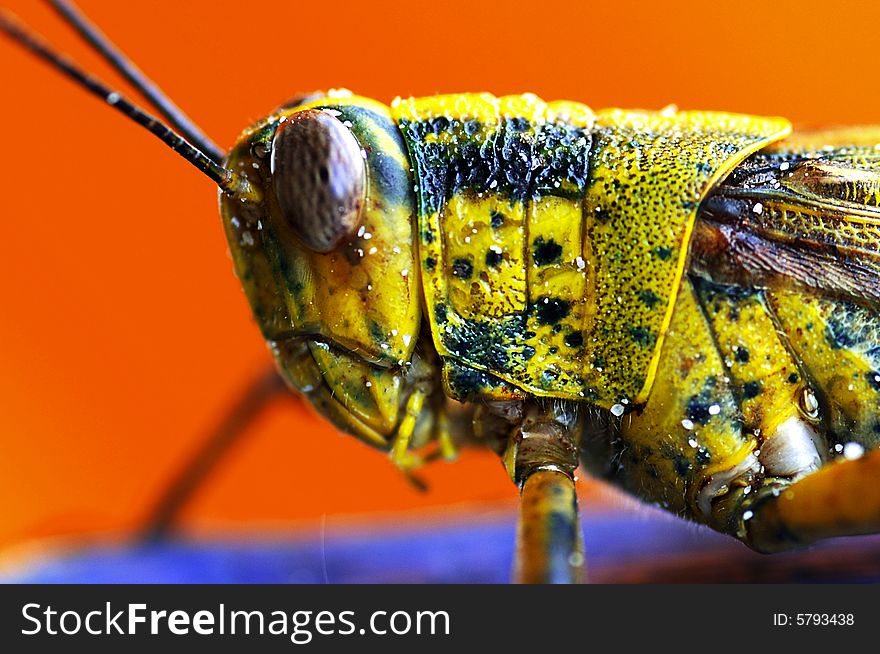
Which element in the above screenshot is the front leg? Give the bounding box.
[502,401,585,584]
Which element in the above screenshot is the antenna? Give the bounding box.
[0,10,257,201]
[46,0,224,163]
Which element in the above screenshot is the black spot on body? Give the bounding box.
[628,326,656,347]
[490,210,505,228]
[443,361,523,401]
[686,396,713,425]
[440,314,524,374]
[445,366,485,399]
[435,304,447,325]
[428,116,449,133]
[522,345,536,360]
[485,250,503,267]
[743,381,762,399]
[867,371,880,391]
[695,447,711,465]
[452,258,474,280]
[423,229,435,244]
[638,290,663,308]
[564,332,583,348]
[654,246,673,260]
[735,347,750,364]
[787,372,799,384]
[594,208,612,223]
[532,237,563,266]
[535,298,571,325]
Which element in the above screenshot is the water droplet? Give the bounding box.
[843,442,865,460]
[708,404,721,416]
[610,404,625,417]
[742,510,754,521]
[752,202,763,215]
[681,419,694,430]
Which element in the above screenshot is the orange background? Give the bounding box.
[2,0,880,554]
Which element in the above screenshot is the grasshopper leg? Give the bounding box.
[140,365,290,541]
[503,402,585,583]
[739,448,880,553]
[389,388,428,469]
[515,468,585,584]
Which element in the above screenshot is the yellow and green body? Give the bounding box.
[220,91,880,580]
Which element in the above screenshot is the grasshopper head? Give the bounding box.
[219,94,436,449]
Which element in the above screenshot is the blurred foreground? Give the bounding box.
[4,498,879,584]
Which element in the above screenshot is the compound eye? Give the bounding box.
[271,109,365,252]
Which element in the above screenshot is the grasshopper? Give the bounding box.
[4,1,880,583]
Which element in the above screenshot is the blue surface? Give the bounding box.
[4,510,880,583]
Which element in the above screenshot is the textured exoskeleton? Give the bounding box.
[220,91,880,579]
